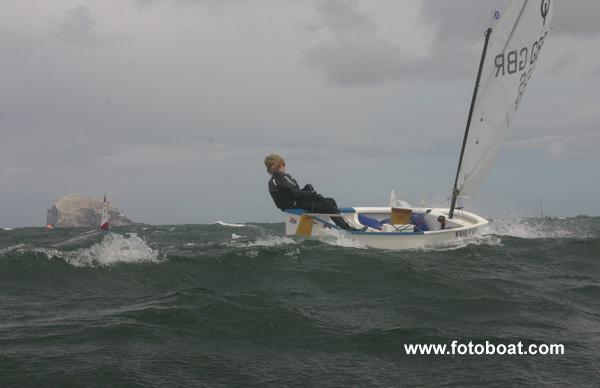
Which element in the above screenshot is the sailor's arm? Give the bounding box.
[274,174,320,201]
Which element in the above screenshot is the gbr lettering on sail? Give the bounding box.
[493,0,551,110]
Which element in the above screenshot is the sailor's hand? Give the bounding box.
[303,183,316,193]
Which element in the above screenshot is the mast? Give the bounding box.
[449,27,492,219]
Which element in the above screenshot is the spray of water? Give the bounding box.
[8,233,160,268]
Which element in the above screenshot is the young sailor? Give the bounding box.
[264,154,363,231]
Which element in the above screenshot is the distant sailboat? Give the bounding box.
[100,193,110,230]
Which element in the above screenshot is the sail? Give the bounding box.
[389,190,411,208]
[455,0,554,197]
[100,193,109,230]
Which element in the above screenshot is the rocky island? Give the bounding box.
[46,194,135,227]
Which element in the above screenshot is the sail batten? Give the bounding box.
[502,1,529,53]
[453,0,553,199]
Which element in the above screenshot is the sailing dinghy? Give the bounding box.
[283,0,554,250]
[100,193,110,230]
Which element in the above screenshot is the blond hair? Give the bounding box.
[264,154,285,174]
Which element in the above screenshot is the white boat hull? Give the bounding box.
[284,207,489,250]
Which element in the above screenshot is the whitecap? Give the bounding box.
[285,248,301,258]
[3,234,159,267]
[0,244,26,255]
[52,230,101,247]
[229,235,297,248]
[421,234,504,252]
[318,229,369,249]
[67,233,160,267]
[489,217,587,239]
[25,247,63,259]
[211,221,253,228]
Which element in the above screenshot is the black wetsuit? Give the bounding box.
[267,172,356,230]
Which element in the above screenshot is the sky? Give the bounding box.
[1,0,599,227]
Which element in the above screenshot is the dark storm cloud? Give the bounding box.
[302,0,413,86]
[55,6,99,45]
[304,0,600,86]
[303,35,413,86]
[0,29,33,67]
[419,0,600,76]
[313,0,374,32]
[421,0,600,40]
[302,0,510,86]
[551,0,600,37]
[417,0,512,77]
[132,0,241,10]
[420,0,510,41]
[133,0,157,8]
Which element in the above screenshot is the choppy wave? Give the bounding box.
[422,234,504,252]
[319,229,369,249]
[228,235,297,248]
[489,216,596,239]
[0,244,26,256]
[69,233,160,267]
[1,233,159,268]
[1,219,599,386]
[211,221,253,228]
[51,229,102,247]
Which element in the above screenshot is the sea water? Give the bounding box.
[1,217,599,386]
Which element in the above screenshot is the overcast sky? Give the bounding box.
[1,0,599,227]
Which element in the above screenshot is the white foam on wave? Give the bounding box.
[1,245,62,261]
[285,248,301,259]
[13,233,160,267]
[489,217,586,239]
[30,247,63,259]
[52,230,102,247]
[220,235,297,258]
[2,227,13,231]
[0,244,26,255]
[229,235,297,248]
[211,221,254,228]
[68,233,160,267]
[319,229,368,249]
[422,234,504,252]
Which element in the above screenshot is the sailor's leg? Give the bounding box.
[330,216,356,230]
[295,199,361,231]
[311,198,339,214]
[313,199,359,231]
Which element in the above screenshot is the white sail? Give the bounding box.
[100,193,109,230]
[456,0,554,197]
[389,190,411,208]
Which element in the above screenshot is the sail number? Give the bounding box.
[493,31,548,110]
[455,228,477,238]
